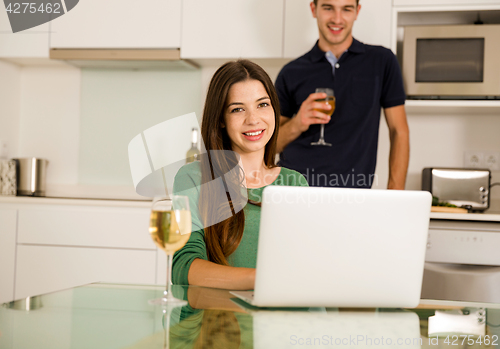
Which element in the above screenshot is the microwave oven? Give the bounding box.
[402,24,500,99]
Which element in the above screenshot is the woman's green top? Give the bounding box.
[172,162,308,285]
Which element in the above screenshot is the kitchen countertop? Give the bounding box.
[2,184,500,221]
[430,211,500,222]
[2,192,500,221]
[0,195,152,208]
[0,183,152,207]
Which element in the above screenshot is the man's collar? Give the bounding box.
[309,38,365,62]
[348,38,365,54]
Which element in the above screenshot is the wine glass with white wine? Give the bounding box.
[311,88,335,146]
[149,195,191,306]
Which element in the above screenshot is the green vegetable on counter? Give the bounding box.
[432,196,458,208]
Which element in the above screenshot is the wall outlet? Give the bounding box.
[464,151,484,168]
[484,152,500,171]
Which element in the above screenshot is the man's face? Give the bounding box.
[311,0,360,51]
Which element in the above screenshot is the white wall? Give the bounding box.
[2,64,202,194]
[0,61,21,158]
[18,66,81,184]
[376,112,500,213]
[78,68,202,186]
[376,112,500,190]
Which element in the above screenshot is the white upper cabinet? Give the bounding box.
[353,0,393,49]
[181,0,284,59]
[283,0,318,59]
[0,9,49,57]
[50,0,181,48]
[393,0,500,6]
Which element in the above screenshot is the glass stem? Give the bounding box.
[320,125,325,140]
[163,309,171,349]
[164,253,174,300]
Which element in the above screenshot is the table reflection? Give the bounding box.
[1,283,500,349]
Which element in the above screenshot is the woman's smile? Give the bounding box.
[242,129,265,141]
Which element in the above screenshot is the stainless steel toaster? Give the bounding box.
[422,167,491,211]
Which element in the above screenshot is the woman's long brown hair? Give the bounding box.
[200,60,280,266]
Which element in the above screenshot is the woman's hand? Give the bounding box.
[188,258,255,290]
[187,287,249,312]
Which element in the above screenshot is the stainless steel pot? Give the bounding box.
[14,158,49,197]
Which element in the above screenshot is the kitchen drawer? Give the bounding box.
[426,228,500,266]
[14,245,157,299]
[0,209,17,304]
[17,205,153,249]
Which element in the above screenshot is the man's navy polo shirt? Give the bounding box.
[275,39,406,188]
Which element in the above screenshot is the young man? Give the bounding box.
[275,0,409,189]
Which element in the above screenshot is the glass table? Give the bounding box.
[1,283,500,348]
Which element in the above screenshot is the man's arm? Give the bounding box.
[384,105,409,190]
[276,92,332,153]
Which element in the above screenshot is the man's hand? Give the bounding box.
[291,92,332,132]
[277,92,332,152]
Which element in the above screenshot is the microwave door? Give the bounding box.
[415,38,484,83]
[403,24,500,98]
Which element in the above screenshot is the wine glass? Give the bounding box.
[149,195,192,306]
[311,88,335,146]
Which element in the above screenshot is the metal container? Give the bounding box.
[14,158,49,197]
[4,296,43,311]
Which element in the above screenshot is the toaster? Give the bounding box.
[422,167,491,211]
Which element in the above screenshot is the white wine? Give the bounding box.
[186,128,201,164]
[149,210,192,253]
[314,97,336,117]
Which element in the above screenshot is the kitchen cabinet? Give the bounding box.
[353,0,393,48]
[181,0,284,59]
[283,0,318,58]
[0,197,161,301]
[393,4,500,111]
[426,219,500,266]
[393,0,500,6]
[15,245,156,300]
[0,9,49,58]
[17,205,152,249]
[50,0,181,48]
[0,209,17,304]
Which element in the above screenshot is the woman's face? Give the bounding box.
[223,79,275,157]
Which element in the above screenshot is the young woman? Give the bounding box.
[172,60,308,290]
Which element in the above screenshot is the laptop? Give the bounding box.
[231,186,432,308]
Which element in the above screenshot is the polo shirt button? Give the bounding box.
[335,63,340,68]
